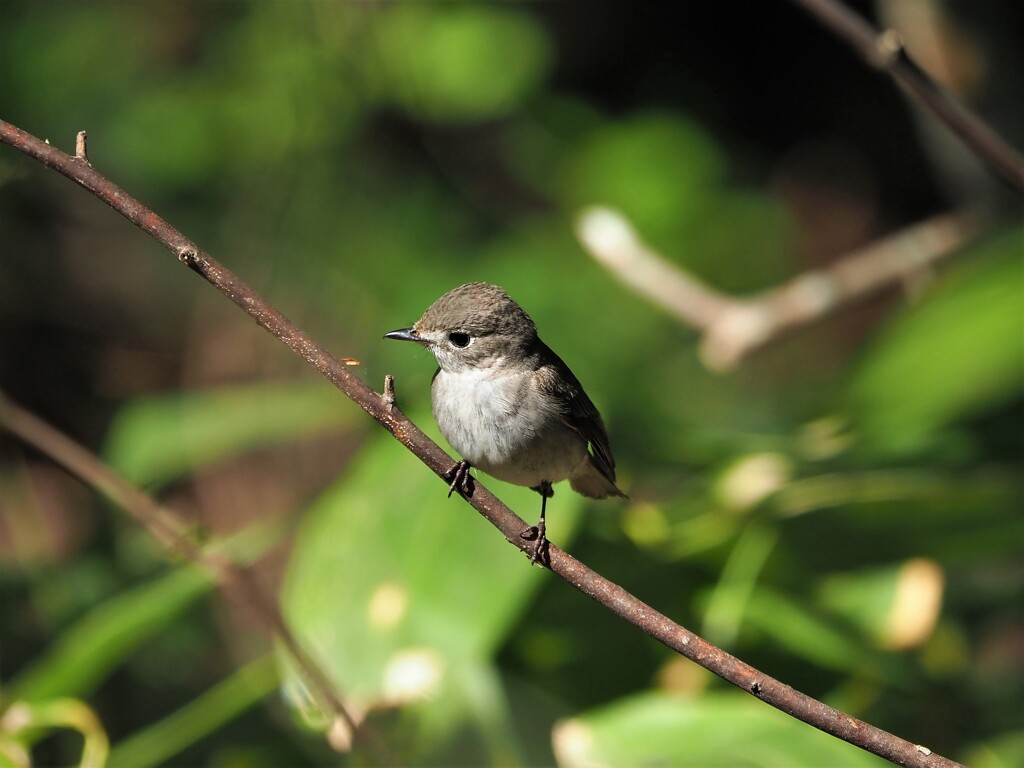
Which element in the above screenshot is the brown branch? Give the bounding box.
[0,119,965,768]
[788,0,1024,191]
[575,206,979,371]
[0,392,369,750]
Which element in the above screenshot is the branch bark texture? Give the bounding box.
[788,0,1024,190]
[0,119,964,768]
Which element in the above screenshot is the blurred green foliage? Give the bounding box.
[1,2,1022,767]
[282,433,575,764]
[845,229,1024,456]
[551,692,889,767]
[105,381,360,486]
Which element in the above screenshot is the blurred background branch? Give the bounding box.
[0,391,368,755]
[788,0,1024,189]
[575,206,980,370]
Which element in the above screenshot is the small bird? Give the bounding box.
[385,282,625,564]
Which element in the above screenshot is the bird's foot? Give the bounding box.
[521,481,553,566]
[444,460,474,498]
[520,517,550,567]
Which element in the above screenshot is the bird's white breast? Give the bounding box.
[431,365,587,488]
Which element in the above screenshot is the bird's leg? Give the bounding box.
[523,481,553,566]
[443,459,474,498]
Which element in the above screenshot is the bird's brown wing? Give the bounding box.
[533,349,617,483]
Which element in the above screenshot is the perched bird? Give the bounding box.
[385,282,625,564]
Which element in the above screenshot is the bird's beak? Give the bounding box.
[384,327,426,344]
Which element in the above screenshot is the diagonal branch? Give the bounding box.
[788,0,1024,190]
[0,119,964,768]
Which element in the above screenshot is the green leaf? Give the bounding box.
[281,429,582,752]
[9,566,212,703]
[844,229,1024,456]
[0,698,109,768]
[554,692,888,767]
[965,730,1024,768]
[816,565,902,642]
[740,587,911,683]
[107,655,279,768]
[104,381,357,487]
[561,114,726,248]
[378,5,551,122]
[701,523,779,647]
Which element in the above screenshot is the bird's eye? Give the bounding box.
[448,332,471,348]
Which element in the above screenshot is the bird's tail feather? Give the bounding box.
[570,457,627,499]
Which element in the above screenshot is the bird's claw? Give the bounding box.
[520,519,550,567]
[444,460,474,498]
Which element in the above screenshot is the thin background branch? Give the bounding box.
[0,392,373,753]
[575,206,980,371]
[787,0,1024,191]
[0,119,965,768]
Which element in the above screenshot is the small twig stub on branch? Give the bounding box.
[74,130,90,165]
